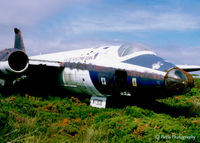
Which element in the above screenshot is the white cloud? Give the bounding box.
[25,38,121,56]
[156,46,200,65]
[0,0,200,70]
[60,10,200,35]
[0,0,94,49]
[0,0,92,27]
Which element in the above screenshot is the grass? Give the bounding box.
[0,79,200,143]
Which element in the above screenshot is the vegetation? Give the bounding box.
[0,79,200,143]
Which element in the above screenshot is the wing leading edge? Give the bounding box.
[29,59,63,68]
[176,65,200,72]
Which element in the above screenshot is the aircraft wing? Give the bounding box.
[176,65,200,72]
[29,59,63,68]
[27,58,64,76]
[21,58,65,88]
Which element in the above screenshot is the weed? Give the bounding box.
[0,79,200,142]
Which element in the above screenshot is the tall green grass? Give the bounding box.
[0,79,200,143]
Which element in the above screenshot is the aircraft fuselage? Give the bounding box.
[0,28,194,108]
[29,44,193,101]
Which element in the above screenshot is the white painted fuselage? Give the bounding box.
[29,45,167,98]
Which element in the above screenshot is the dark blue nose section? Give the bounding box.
[164,68,194,92]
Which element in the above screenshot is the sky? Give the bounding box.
[0,0,200,68]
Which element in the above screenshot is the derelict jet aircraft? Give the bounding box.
[0,28,200,108]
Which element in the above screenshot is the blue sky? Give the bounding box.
[0,0,200,67]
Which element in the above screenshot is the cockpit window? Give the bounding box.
[118,43,151,57]
[103,47,109,49]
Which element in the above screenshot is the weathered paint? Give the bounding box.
[60,67,103,96]
[0,49,14,61]
[61,61,165,96]
[1,28,197,109]
[0,28,28,75]
[0,49,28,75]
[90,96,107,108]
[164,67,194,91]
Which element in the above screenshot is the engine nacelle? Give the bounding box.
[0,50,29,75]
[60,67,103,96]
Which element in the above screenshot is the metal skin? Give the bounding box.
[0,28,195,108]
[60,58,193,97]
[0,28,28,76]
[164,67,194,91]
[61,61,165,96]
[29,41,194,108]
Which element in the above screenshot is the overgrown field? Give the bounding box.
[0,79,200,143]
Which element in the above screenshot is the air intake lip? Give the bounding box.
[8,50,29,72]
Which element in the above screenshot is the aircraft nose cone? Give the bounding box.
[164,68,194,92]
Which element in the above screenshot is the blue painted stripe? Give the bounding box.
[63,62,165,95]
[127,76,164,88]
[123,54,175,71]
[89,70,115,95]
[89,70,165,95]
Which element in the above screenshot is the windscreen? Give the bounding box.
[118,43,151,57]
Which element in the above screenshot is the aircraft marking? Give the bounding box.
[101,77,107,85]
[132,78,137,87]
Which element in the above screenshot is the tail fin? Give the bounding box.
[14,28,25,52]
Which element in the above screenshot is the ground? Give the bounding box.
[0,79,200,143]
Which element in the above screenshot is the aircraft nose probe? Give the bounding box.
[164,67,194,92]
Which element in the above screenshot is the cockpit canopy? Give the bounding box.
[118,43,151,57]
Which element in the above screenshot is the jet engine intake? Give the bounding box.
[0,50,29,74]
